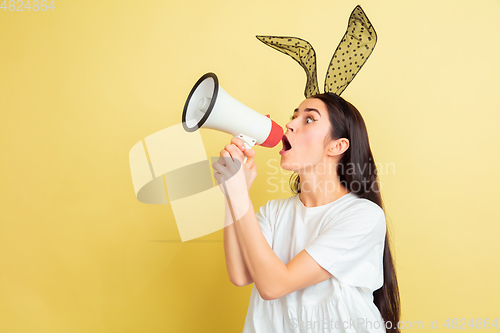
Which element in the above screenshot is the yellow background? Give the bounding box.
[1,0,499,332]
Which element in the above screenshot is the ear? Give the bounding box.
[256,36,320,98]
[326,138,349,157]
[324,5,377,95]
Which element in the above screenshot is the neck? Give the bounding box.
[297,163,350,207]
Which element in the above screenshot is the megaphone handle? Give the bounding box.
[241,143,252,164]
[236,134,256,164]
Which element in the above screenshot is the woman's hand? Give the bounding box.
[212,137,257,193]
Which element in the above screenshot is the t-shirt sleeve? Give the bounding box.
[304,203,386,291]
[255,200,275,249]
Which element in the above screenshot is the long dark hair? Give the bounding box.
[289,93,401,332]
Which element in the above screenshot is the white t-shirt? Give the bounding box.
[242,192,387,333]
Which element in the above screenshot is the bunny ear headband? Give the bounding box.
[256,5,377,98]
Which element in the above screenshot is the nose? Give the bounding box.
[286,120,295,133]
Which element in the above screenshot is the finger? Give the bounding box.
[216,152,230,167]
[218,147,240,168]
[219,149,231,161]
[212,162,230,178]
[214,156,240,176]
[231,137,245,151]
[213,171,221,183]
[244,148,256,164]
[245,149,255,169]
[244,158,254,168]
[223,146,243,175]
[221,149,239,164]
[244,147,255,157]
[225,144,244,161]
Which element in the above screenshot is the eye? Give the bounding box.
[290,116,316,124]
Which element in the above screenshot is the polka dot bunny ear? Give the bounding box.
[256,36,320,98]
[257,5,377,98]
[325,5,377,95]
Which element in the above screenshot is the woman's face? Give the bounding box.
[280,98,334,172]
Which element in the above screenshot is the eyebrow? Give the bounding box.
[293,108,321,117]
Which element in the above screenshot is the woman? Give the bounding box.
[213,92,400,332]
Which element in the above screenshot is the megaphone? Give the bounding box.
[182,73,283,155]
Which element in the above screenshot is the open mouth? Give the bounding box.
[280,135,292,155]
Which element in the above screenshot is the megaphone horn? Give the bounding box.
[182,73,283,151]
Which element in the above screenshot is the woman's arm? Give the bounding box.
[218,139,255,287]
[224,196,253,286]
[232,196,333,300]
[230,196,287,300]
